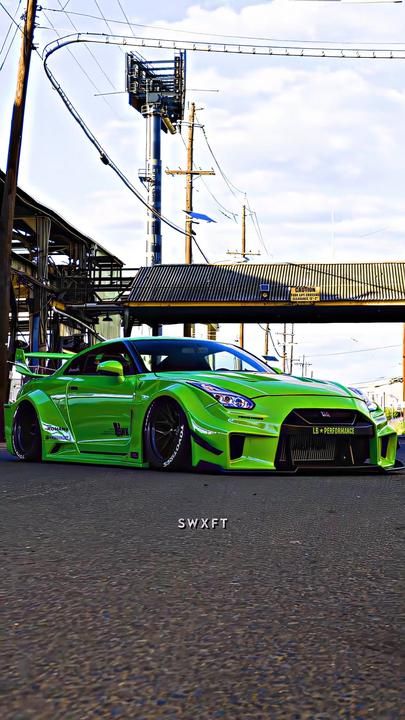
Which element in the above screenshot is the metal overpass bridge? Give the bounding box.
[121,262,405,326]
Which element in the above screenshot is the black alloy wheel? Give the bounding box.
[12,402,42,461]
[144,398,191,470]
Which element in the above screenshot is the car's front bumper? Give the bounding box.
[187,394,398,473]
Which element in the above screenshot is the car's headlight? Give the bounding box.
[188,381,255,409]
[349,387,380,413]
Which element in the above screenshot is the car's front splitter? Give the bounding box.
[194,460,403,476]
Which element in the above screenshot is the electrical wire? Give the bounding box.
[115,0,137,37]
[0,13,186,239]
[0,0,18,52]
[306,343,401,358]
[286,261,403,297]
[55,0,117,92]
[196,113,271,256]
[42,9,117,115]
[258,323,285,359]
[94,0,123,54]
[40,8,405,47]
[0,20,19,71]
[0,0,21,60]
[245,198,272,258]
[191,235,210,263]
[42,40,188,237]
[177,131,238,222]
[197,119,245,199]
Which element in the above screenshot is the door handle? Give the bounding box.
[70,385,79,391]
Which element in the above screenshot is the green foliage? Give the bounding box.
[394,421,405,435]
[384,407,402,421]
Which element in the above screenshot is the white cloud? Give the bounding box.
[1,0,404,380]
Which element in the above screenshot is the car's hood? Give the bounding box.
[157,370,363,401]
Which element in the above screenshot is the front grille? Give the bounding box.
[275,409,374,469]
[290,434,336,463]
[288,409,358,425]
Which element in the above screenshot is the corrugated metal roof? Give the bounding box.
[128,262,405,303]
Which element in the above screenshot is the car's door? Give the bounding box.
[65,343,136,456]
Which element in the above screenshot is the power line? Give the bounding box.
[38,30,405,286]
[0,20,19,72]
[40,8,405,47]
[307,344,401,358]
[178,131,238,222]
[42,43,187,237]
[192,235,210,263]
[0,0,21,58]
[0,1,23,35]
[196,115,271,256]
[115,0,136,37]
[258,323,285,359]
[286,261,403,297]
[93,0,126,58]
[245,199,272,258]
[197,119,246,199]
[55,0,117,92]
[93,0,115,36]
[42,9,117,115]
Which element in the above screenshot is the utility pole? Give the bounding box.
[185,102,195,266]
[282,323,287,373]
[289,323,295,374]
[402,322,405,411]
[296,354,312,377]
[239,205,246,349]
[276,323,295,373]
[166,103,214,337]
[264,322,269,357]
[226,204,260,349]
[0,0,38,440]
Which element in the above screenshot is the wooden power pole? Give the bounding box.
[226,204,259,349]
[166,103,214,337]
[239,205,246,349]
[0,0,38,440]
[282,323,287,373]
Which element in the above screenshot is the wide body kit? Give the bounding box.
[4,339,398,473]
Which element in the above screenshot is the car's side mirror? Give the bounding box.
[96,360,124,381]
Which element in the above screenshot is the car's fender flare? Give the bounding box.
[138,383,223,466]
[11,389,74,445]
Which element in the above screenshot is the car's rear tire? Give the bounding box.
[144,398,191,471]
[12,403,42,461]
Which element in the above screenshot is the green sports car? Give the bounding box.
[4,336,398,473]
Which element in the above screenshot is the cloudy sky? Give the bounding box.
[0,0,404,388]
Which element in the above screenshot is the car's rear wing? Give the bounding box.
[11,349,75,378]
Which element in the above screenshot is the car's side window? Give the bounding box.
[64,353,88,375]
[66,343,136,377]
[208,351,241,372]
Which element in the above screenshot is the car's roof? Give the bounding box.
[127,337,226,343]
[71,336,234,357]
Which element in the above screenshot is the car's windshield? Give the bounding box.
[129,339,272,374]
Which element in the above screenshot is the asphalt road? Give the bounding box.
[0,444,404,720]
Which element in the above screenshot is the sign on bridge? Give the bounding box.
[290,286,321,303]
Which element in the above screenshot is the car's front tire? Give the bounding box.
[12,402,42,461]
[143,398,191,471]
